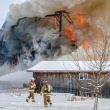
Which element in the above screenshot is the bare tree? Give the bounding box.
[68,29,110,110]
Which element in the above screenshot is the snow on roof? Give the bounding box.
[27,61,110,72]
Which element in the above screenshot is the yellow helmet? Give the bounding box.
[31,78,35,80]
[44,81,48,85]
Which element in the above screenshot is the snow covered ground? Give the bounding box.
[0,93,110,110]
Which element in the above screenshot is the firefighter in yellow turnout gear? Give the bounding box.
[26,78,36,103]
[40,81,53,107]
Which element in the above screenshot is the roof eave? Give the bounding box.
[27,70,110,73]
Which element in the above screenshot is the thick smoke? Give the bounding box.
[1,0,110,75]
[5,0,110,28]
[0,17,72,75]
[6,0,87,27]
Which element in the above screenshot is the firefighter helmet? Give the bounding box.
[44,81,48,85]
[31,78,35,80]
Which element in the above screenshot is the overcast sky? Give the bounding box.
[0,0,26,28]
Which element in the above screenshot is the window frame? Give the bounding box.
[79,73,88,80]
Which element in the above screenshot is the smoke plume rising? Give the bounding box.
[0,0,110,75]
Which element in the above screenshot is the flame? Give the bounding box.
[66,13,85,42]
[65,13,90,50]
[67,27,76,41]
[74,13,85,24]
[83,41,89,50]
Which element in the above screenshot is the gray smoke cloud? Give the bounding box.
[0,17,72,75]
[1,0,110,76]
[6,0,87,27]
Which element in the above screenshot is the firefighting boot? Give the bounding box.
[50,103,52,106]
[49,102,52,106]
[26,98,29,102]
[32,99,36,103]
[26,100,29,102]
[44,105,48,107]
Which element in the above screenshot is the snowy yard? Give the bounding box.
[0,93,110,110]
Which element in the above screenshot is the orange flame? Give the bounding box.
[83,42,89,50]
[67,27,76,41]
[66,13,85,42]
[65,13,90,50]
[74,13,85,24]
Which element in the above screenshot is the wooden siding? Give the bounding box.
[33,72,110,98]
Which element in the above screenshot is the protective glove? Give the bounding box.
[33,86,36,89]
[40,92,42,96]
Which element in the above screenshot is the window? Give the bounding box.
[79,73,88,80]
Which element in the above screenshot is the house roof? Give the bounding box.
[27,61,110,73]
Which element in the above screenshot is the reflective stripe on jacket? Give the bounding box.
[29,81,36,92]
[40,84,53,96]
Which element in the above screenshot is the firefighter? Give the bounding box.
[26,78,36,103]
[40,81,53,107]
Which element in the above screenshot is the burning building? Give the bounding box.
[0,0,110,75]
